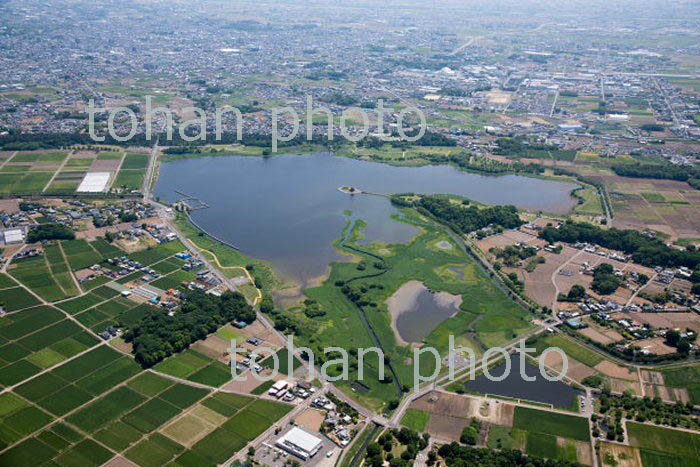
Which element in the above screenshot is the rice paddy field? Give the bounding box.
[0,149,151,195]
[0,338,292,467]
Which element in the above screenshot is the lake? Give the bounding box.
[463,361,580,408]
[386,281,463,344]
[154,152,579,287]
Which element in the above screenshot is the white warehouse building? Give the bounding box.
[275,427,323,460]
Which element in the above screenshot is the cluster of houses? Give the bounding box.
[267,380,318,403]
[574,242,628,262]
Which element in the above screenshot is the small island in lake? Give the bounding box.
[338,185,363,194]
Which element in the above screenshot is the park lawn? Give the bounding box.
[627,422,700,459]
[574,187,604,216]
[513,407,590,442]
[400,408,431,432]
[487,424,517,450]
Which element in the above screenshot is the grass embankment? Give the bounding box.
[172,212,282,293]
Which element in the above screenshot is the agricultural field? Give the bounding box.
[0,150,125,194]
[7,254,74,302]
[400,408,431,432]
[112,153,148,192]
[512,407,590,442]
[627,422,700,465]
[0,305,100,386]
[661,365,700,405]
[0,334,292,467]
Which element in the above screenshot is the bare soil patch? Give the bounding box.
[296,408,325,432]
[544,351,595,383]
[427,414,469,442]
[599,442,641,467]
[594,361,638,381]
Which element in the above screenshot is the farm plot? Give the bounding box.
[128,240,185,266]
[61,239,105,270]
[627,422,700,460]
[0,392,54,450]
[513,407,590,442]
[0,286,41,311]
[0,307,99,386]
[661,365,700,405]
[8,254,73,302]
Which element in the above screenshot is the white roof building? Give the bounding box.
[77,172,112,193]
[276,427,323,460]
[3,229,24,244]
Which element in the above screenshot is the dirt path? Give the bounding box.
[187,239,263,305]
[0,151,17,169]
[551,249,584,314]
[42,149,73,192]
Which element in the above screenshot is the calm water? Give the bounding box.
[395,288,462,343]
[464,361,579,408]
[154,153,578,286]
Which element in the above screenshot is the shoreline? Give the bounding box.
[385,280,463,347]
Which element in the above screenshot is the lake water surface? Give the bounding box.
[463,361,580,408]
[154,153,579,286]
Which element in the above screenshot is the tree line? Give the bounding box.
[392,195,524,235]
[436,443,580,467]
[611,163,698,182]
[27,223,76,243]
[124,290,255,367]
